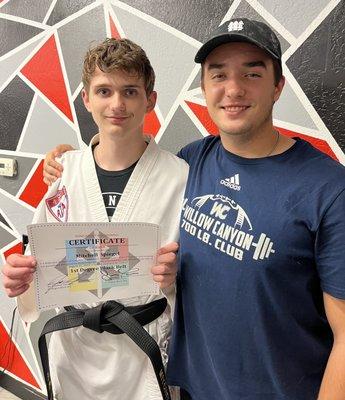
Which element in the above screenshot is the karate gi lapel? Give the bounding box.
[111,136,159,222]
[83,134,109,222]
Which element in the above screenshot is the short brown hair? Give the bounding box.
[82,38,155,95]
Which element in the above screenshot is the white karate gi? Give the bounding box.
[18,135,188,400]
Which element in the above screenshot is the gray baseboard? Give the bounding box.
[0,373,45,400]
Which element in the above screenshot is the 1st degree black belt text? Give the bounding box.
[39,298,171,400]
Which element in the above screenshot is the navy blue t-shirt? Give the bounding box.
[168,136,345,400]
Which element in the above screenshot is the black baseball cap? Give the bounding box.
[195,18,282,68]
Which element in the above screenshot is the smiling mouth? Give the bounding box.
[106,115,129,124]
[220,106,250,117]
[222,105,249,112]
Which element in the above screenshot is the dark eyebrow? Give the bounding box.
[243,61,267,69]
[93,84,111,90]
[206,63,226,71]
[206,61,267,71]
[93,84,140,89]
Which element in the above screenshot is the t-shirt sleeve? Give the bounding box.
[176,144,191,164]
[316,188,345,299]
[176,138,207,165]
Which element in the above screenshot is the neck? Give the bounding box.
[220,126,292,158]
[94,131,147,171]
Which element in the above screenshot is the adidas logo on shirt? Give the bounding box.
[220,174,241,191]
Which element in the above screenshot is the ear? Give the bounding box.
[146,91,157,114]
[201,83,206,99]
[200,64,206,95]
[274,75,285,102]
[82,89,91,112]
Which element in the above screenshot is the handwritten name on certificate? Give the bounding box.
[27,222,160,311]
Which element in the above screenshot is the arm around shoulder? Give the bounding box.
[43,144,74,185]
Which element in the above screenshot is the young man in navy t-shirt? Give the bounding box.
[166,18,345,400]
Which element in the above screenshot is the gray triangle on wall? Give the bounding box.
[19,96,80,154]
[273,80,317,130]
[0,226,16,248]
[0,192,34,236]
[58,5,107,94]
[158,106,204,155]
[0,0,54,23]
[0,213,11,229]
[0,75,35,151]
[0,18,43,57]
[112,5,198,118]
[47,0,96,26]
[258,0,331,37]
[0,39,41,90]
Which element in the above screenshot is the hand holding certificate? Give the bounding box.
[27,222,160,311]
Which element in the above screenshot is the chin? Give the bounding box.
[221,126,251,136]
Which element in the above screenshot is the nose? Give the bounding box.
[224,79,245,98]
[110,92,125,111]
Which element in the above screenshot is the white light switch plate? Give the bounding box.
[0,158,18,177]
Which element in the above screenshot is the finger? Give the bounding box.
[6,254,36,269]
[6,284,30,298]
[3,273,34,289]
[44,174,58,186]
[157,251,177,265]
[43,174,58,186]
[44,145,71,164]
[45,161,63,175]
[43,151,58,167]
[2,265,35,280]
[43,165,61,184]
[151,264,177,275]
[157,242,179,256]
[43,176,53,186]
[55,144,74,155]
[47,158,63,171]
[152,275,175,288]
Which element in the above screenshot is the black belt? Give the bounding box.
[39,298,171,400]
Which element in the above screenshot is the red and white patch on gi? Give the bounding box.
[45,186,69,222]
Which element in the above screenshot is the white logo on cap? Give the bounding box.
[228,20,244,32]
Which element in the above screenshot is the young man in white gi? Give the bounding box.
[2,38,188,400]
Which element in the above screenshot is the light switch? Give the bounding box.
[0,157,18,177]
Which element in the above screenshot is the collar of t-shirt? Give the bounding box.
[92,145,138,220]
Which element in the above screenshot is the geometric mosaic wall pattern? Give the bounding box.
[0,0,344,398]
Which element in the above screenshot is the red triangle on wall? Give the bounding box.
[19,161,48,208]
[21,35,73,122]
[3,242,23,259]
[109,16,121,39]
[143,109,160,136]
[0,320,40,388]
[185,101,219,135]
[275,126,338,160]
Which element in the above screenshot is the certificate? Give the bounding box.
[27,222,160,311]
